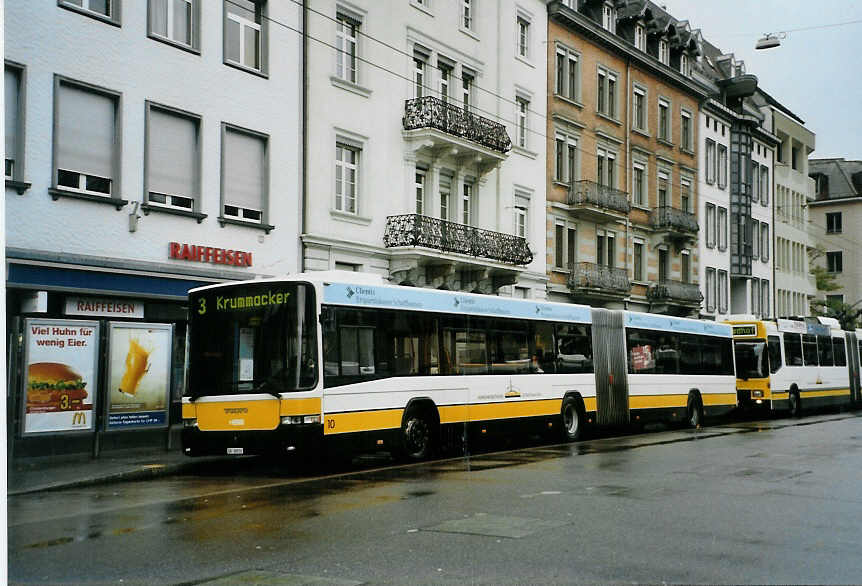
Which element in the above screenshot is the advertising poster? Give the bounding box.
[23,318,100,435]
[106,322,173,429]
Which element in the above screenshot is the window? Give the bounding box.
[596,148,616,188]
[717,206,728,251]
[415,169,426,215]
[658,248,668,281]
[826,251,843,273]
[705,267,716,312]
[705,203,716,248]
[597,67,616,118]
[634,24,646,51]
[59,0,118,23]
[149,0,197,49]
[751,278,760,316]
[680,53,689,77]
[554,221,576,270]
[602,2,616,33]
[633,240,644,281]
[718,269,728,313]
[632,163,645,207]
[681,250,691,283]
[597,230,615,268]
[5,64,25,183]
[514,201,528,239]
[681,110,692,151]
[761,222,769,262]
[224,0,266,73]
[658,39,669,65]
[760,165,769,206]
[440,174,451,220]
[335,13,358,83]
[802,334,818,366]
[751,219,760,259]
[461,72,473,111]
[554,132,578,183]
[833,337,847,367]
[818,335,834,367]
[658,171,669,207]
[705,139,716,184]
[751,163,759,203]
[556,324,593,374]
[335,141,359,215]
[222,124,268,225]
[413,56,426,98]
[680,179,691,212]
[658,99,670,141]
[439,63,451,103]
[517,17,530,58]
[463,0,473,30]
[516,97,529,149]
[718,144,728,188]
[768,335,782,373]
[784,333,803,366]
[462,182,474,226]
[145,103,200,214]
[791,146,799,170]
[633,86,646,131]
[53,77,119,198]
[826,212,842,233]
[555,45,580,101]
[761,279,769,317]
[826,294,844,306]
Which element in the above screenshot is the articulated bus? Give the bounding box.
[728,316,862,414]
[182,272,737,460]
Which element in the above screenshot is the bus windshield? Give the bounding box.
[734,339,768,380]
[188,282,317,398]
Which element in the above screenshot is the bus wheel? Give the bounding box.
[687,394,703,429]
[789,390,801,418]
[561,397,584,442]
[400,410,434,460]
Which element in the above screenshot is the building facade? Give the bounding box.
[808,158,862,310]
[5,0,302,451]
[302,0,549,298]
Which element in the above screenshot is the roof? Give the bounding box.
[809,158,862,200]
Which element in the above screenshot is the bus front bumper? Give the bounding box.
[181,423,323,457]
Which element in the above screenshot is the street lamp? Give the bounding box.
[755,33,782,50]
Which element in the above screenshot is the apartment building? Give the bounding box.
[809,158,862,310]
[5,0,302,451]
[302,0,549,298]
[545,0,708,316]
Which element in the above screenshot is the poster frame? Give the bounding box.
[21,318,101,437]
[104,321,173,431]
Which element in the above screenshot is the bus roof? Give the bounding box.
[627,311,732,337]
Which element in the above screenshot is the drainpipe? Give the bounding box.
[624,57,632,310]
[300,0,308,272]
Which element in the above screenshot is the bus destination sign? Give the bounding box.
[732,324,758,337]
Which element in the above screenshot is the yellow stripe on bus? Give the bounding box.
[799,388,850,399]
[630,394,687,409]
[279,397,321,416]
[702,393,738,406]
[438,399,563,424]
[323,409,403,435]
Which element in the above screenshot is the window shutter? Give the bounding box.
[224,127,265,211]
[5,68,19,161]
[148,109,196,199]
[57,83,115,179]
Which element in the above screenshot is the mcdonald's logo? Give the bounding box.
[72,411,87,426]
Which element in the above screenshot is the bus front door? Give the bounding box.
[591,308,629,426]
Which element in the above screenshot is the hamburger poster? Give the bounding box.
[106,323,172,428]
[23,319,100,434]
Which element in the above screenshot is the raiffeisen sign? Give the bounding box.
[169,242,253,267]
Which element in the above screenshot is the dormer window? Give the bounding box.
[634,24,646,51]
[680,53,689,76]
[602,2,616,33]
[658,39,669,65]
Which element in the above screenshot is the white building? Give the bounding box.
[761,97,817,317]
[302,0,548,297]
[5,0,303,442]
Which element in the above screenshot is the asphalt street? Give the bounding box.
[9,412,862,584]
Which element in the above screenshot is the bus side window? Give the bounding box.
[833,337,847,367]
[626,328,657,374]
[556,324,593,374]
[818,335,834,366]
[679,334,702,375]
[533,322,555,374]
[489,319,530,374]
[654,333,680,374]
[784,333,803,366]
[322,307,339,383]
[802,334,819,366]
[767,335,782,373]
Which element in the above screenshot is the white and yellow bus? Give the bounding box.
[728,316,862,414]
[182,272,737,459]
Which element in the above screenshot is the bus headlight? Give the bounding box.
[183,418,198,428]
[752,390,764,398]
[303,415,321,424]
[282,416,303,425]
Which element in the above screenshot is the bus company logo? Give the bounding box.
[505,381,521,398]
[224,407,249,414]
[346,287,355,298]
[347,286,375,299]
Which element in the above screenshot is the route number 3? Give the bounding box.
[197,298,206,315]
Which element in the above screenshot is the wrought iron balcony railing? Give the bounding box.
[568,262,631,293]
[383,214,533,265]
[568,180,631,214]
[403,96,512,154]
[650,206,699,234]
[647,280,704,303]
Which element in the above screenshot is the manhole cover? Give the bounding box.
[426,513,567,539]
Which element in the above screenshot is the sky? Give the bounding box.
[659,0,862,161]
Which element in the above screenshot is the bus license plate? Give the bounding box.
[227,447,244,455]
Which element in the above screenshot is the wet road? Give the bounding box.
[9,412,862,584]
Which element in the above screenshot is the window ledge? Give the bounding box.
[718,246,728,252]
[57,2,121,27]
[141,203,208,223]
[224,60,269,79]
[631,280,651,287]
[552,267,572,275]
[554,94,584,109]
[631,204,651,213]
[596,112,622,126]
[512,145,538,159]
[515,54,534,68]
[49,187,127,209]
[679,146,695,157]
[6,179,31,195]
[330,76,372,98]
[147,32,201,55]
[459,26,479,41]
[553,180,571,189]
[218,216,275,234]
[631,127,650,139]
[657,138,674,147]
[330,209,372,225]
[410,1,434,17]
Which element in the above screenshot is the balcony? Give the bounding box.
[647,280,704,305]
[402,97,511,171]
[383,214,533,266]
[650,206,698,248]
[568,180,630,223]
[568,262,631,297]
